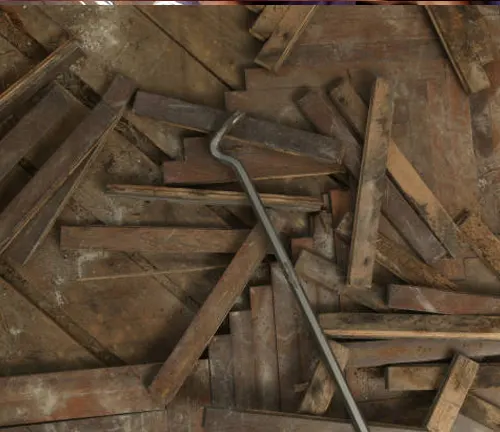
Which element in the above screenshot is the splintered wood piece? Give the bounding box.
[387,363,500,391]
[107,184,323,212]
[203,407,422,432]
[208,335,235,408]
[255,6,317,72]
[230,311,257,410]
[249,5,289,41]
[0,75,136,254]
[461,393,500,431]
[388,284,500,315]
[250,285,280,411]
[60,226,251,253]
[149,215,286,405]
[133,93,344,165]
[458,211,500,279]
[348,79,393,289]
[329,78,464,258]
[298,341,349,415]
[0,40,83,120]
[320,313,500,340]
[297,88,446,264]
[426,6,491,94]
[425,354,479,432]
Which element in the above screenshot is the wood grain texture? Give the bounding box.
[149,215,285,404]
[133,92,344,165]
[208,335,235,408]
[255,6,317,72]
[425,354,479,432]
[0,39,83,120]
[249,5,288,41]
[298,341,349,415]
[250,285,280,411]
[60,226,251,253]
[388,284,500,315]
[348,79,393,288]
[320,313,500,340]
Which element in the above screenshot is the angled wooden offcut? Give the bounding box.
[250,5,288,40]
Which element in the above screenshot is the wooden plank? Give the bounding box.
[249,5,288,41]
[298,341,349,415]
[132,92,344,165]
[230,310,257,410]
[148,215,286,405]
[106,185,322,213]
[320,313,500,340]
[426,6,491,94]
[255,6,317,72]
[60,226,251,254]
[387,363,500,391]
[462,393,500,431]
[348,79,393,288]
[425,354,479,432]
[457,211,500,279]
[203,407,423,432]
[250,285,280,411]
[291,237,314,261]
[0,74,136,254]
[208,335,235,408]
[388,284,500,315]
[297,88,446,264]
[329,78,465,258]
[0,40,83,120]
[345,339,500,368]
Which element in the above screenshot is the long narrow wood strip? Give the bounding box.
[255,6,317,72]
[425,354,479,432]
[0,74,136,254]
[387,363,500,391]
[132,93,344,165]
[0,40,83,120]
[250,285,280,411]
[208,335,235,408]
[149,214,286,404]
[388,284,500,315]
[348,79,393,288]
[320,313,500,340]
[107,184,323,213]
[329,78,464,258]
[60,226,251,253]
[249,5,289,41]
[461,393,500,431]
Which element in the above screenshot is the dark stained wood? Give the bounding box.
[249,5,288,41]
[250,285,280,411]
[297,88,446,264]
[107,184,323,213]
[425,354,479,432]
[149,215,286,405]
[388,284,500,315]
[298,341,349,415]
[426,6,491,94]
[348,79,393,289]
[208,335,235,408]
[203,407,423,432]
[320,313,500,340]
[132,92,344,165]
[387,363,500,391]
[255,6,317,72]
[60,226,251,253]
[0,40,83,121]
[462,393,500,431]
[0,74,136,254]
[329,189,351,228]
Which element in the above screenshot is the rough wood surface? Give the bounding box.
[148,215,285,405]
[208,335,235,408]
[255,6,317,72]
[425,354,479,432]
[60,226,251,253]
[250,285,280,411]
[249,5,288,41]
[462,393,500,431]
[320,313,500,340]
[133,92,344,165]
[388,284,500,315]
[348,79,393,288]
